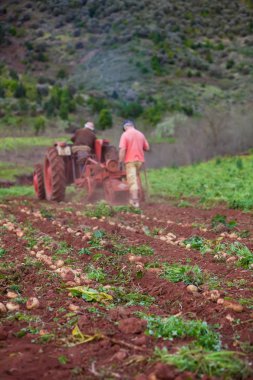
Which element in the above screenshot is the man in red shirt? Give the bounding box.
[119,120,149,207]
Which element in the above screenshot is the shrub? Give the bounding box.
[9,69,19,80]
[0,24,6,45]
[87,96,108,113]
[118,101,143,118]
[0,84,5,98]
[57,68,68,79]
[34,116,46,135]
[59,102,69,120]
[14,83,26,98]
[151,55,163,75]
[143,100,167,125]
[226,59,235,69]
[97,109,113,130]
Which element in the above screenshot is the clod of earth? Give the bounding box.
[217,299,244,312]
[118,318,147,334]
[203,290,221,302]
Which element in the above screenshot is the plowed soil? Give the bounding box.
[0,198,252,380]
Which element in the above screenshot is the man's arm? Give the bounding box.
[119,133,127,163]
[119,147,126,163]
[143,137,150,152]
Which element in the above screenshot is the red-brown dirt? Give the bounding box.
[0,198,252,380]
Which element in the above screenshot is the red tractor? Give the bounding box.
[33,139,144,204]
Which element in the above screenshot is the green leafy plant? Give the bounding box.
[211,214,237,230]
[85,202,113,218]
[183,236,211,253]
[58,355,69,365]
[154,346,251,379]
[86,265,106,282]
[0,248,6,258]
[141,314,220,350]
[216,242,253,269]
[130,244,154,256]
[113,288,154,307]
[68,286,112,303]
[97,108,113,130]
[78,248,91,256]
[161,263,204,286]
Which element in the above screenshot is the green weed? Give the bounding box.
[161,263,204,286]
[141,314,220,350]
[86,265,106,282]
[154,346,251,379]
[78,247,92,255]
[85,202,113,218]
[130,244,154,256]
[113,288,154,307]
[183,236,211,253]
[211,214,237,230]
[216,242,253,269]
[0,248,6,258]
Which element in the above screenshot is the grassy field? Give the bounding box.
[0,136,68,152]
[148,154,253,210]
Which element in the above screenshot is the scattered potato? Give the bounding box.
[68,304,80,312]
[26,297,40,310]
[0,303,7,313]
[187,285,198,293]
[6,291,18,299]
[6,302,20,311]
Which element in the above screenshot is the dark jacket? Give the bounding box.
[71,128,96,150]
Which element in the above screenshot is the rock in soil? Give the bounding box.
[109,306,132,321]
[118,318,147,334]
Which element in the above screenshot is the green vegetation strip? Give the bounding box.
[161,263,204,286]
[0,186,34,199]
[154,346,251,380]
[0,136,68,152]
[148,154,253,210]
[141,314,220,350]
[0,162,33,181]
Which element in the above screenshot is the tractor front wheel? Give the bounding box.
[33,164,45,200]
[44,148,66,201]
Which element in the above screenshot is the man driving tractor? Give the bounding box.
[119,120,149,208]
[71,121,96,167]
[71,121,96,151]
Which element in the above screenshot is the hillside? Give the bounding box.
[0,0,253,166]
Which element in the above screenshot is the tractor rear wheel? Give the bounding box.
[44,148,66,201]
[33,164,45,200]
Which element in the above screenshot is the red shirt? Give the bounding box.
[119,127,149,163]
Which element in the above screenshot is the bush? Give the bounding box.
[151,55,163,75]
[14,83,26,98]
[97,109,113,130]
[143,100,167,125]
[0,24,6,45]
[59,102,69,120]
[118,101,143,118]
[87,96,108,113]
[0,84,5,98]
[57,68,68,79]
[34,116,46,135]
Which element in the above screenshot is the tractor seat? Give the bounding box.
[72,145,92,164]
